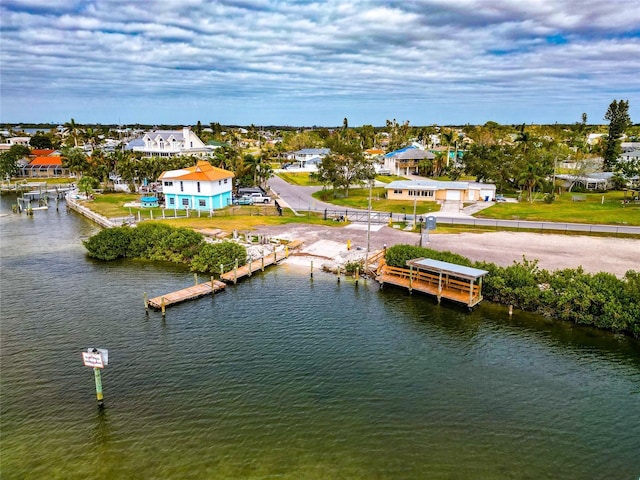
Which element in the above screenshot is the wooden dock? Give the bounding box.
[147,279,226,310]
[376,262,487,308]
[146,239,304,311]
[220,251,281,283]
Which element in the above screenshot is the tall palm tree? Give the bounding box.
[439,130,455,168]
[517,160,546,203]
[63,118,83,148]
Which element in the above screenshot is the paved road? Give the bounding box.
[268,176,640,235]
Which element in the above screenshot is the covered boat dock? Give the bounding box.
[376,257,489,307]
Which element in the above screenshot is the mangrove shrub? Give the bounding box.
[191,241,247,274]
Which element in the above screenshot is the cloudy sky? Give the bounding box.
[1,0,639,126]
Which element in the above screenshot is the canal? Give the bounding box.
[1,196,639,479]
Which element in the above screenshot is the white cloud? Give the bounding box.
[1,0,639,125]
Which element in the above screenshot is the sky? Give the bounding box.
[1,0,639,127]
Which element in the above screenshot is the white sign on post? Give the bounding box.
[82,348,108,368]
[82,352,104,368]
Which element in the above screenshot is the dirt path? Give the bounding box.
[252,224,639,277]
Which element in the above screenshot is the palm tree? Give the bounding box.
[61,147,89,178]
[440,129,455,168]
[517,160,546,202]
[63,118,83,148]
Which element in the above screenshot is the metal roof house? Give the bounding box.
[386,179,496,203]
[126,127,210,158]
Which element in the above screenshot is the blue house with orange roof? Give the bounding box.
[159,160,234,210]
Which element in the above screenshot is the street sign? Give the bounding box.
[426,216,437,230]
[82,351,104,368]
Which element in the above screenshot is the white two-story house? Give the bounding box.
[129,127,210,157]
[159,160,234,210]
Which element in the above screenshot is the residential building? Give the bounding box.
[159,160,234,210]
[127,127,210,157]
[386,179,496,203]
[384,147,435,175]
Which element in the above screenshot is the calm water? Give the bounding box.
[1,196,639,479]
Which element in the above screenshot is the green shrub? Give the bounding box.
[191,241,247,274]
[83,227,131,260]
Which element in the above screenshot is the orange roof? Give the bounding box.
[159,160,234,182]
[30,149,55,156]
[29,156,62,166]
[365,148,385,155]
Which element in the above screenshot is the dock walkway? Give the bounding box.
[220,241,302,283]
[147,279,226,310]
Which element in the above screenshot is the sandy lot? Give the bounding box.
[252,223,639,277]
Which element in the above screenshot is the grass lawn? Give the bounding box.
[375,174,406,184]
[475,191,640,226]
[313,187,441,214]
[82,192,339,230]
[275,172,324,186]
[80,192,139,217]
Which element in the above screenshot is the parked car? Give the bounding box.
[243,192,271,204]
[233,195,254,205]
[495,195,506,202]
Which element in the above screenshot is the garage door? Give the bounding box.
[445,189,461,201]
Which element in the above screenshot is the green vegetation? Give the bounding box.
[276,171,324,186]
[385,244,640,337]
[475,191,640,225]
[83,222,247,274]
[191,241,249,274]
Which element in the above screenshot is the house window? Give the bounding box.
[182,198,189,206]
[197,182,201,193]
[164,181,173,187]
[198,199,206,207]
[393,189,402,194]
[224,179,228,184]
[180,181,184,192]
[169,197,175,205]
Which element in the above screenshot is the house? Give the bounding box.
[0,136,31,151]
[23,155,68,177]
[291,148,330,168]
[384,147,435,175]
[159,160,234,211]
[127,127,210,157]
[557,172,615,191]
[618,149,640,164]
[386,180,496,203]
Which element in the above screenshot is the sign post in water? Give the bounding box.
[82,348,108,408]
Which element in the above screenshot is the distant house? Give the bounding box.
[557,172,615,191]
[23,155,67,177]
[618,149,640,164]
[384,147,435,175]
[159,160,234,210]
[0,136,31,152]
[386,180,496,203]
[291,148,330,168]
[126,127,210,158]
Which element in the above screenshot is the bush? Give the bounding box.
[83,227,131,260]
[191,241,247,274]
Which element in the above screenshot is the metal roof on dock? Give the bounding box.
[406,258,489,280]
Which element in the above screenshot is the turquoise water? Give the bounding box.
[1,197,639,479]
